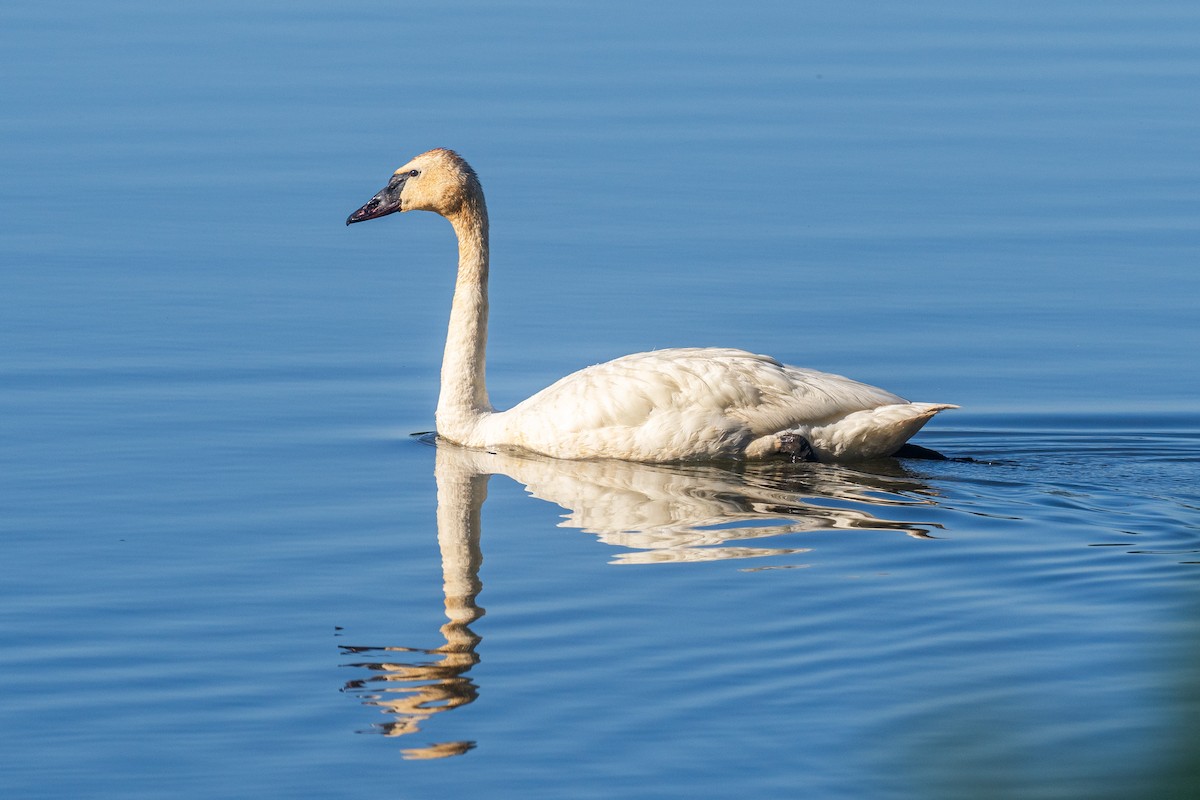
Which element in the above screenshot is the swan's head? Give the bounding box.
[346,148,482,225]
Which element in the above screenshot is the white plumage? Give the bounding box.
[347,149,955,463]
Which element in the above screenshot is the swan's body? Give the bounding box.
[347,149,955,463]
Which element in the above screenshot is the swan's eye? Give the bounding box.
[409,169,419,177]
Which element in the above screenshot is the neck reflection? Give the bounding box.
[340,447,487,760]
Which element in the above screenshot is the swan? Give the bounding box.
[347,148,955,463]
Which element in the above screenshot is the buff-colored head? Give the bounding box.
[346,148,483,225]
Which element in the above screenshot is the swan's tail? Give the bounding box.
[805,402,958,462]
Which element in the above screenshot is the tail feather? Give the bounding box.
[806,402,957,461]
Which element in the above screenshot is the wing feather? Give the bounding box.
[498,347,907,459]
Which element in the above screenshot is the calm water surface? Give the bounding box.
[3,1,1199,798]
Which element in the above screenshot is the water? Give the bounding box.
[2,1,1199,797]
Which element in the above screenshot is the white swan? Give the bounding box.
[347,149,955,463]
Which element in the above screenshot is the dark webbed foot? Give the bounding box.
[892,443,949,460]
[778,433,819,463]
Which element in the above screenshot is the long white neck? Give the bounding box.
[436,196,493,440]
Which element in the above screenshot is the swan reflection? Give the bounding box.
[455,442,943,565]
[341,441,944,757]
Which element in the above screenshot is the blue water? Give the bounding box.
[3,1,1199,798]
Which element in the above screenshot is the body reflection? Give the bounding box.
[450,442,944,565]
[341,441,944,756]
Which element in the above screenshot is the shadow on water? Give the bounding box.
[339,439,951,758]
